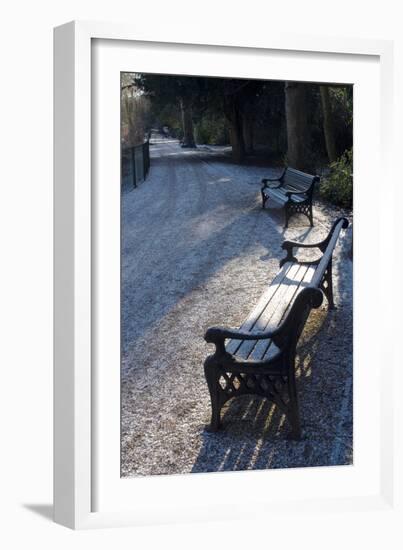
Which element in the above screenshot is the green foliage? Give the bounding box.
[121,74,152,146]
[151,103,182,138]
[330,87,353,126]
[125,72,353,168]
[194,113,229,145]
[329,87,353,153]
[320,148,353,208]
[169,126,183,140]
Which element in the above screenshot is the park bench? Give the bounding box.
[261,167,320,228]
[203,217,348,439]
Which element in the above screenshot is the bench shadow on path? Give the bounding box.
[191,298,352,472]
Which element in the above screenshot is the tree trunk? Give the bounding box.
[320,86,338,163]
[243,114,255,155]
[285,82,310,170]
[224,98,245,163]
[180,99,196,148]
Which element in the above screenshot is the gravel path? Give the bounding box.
[121,135,353,477]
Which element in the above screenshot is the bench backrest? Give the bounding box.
[310,218,346,288]
[274,218,348,349]
[282,167,319,195]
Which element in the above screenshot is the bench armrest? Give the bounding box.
[205,286,324,358]
[204,326,280,356]
[282,217,349,251]
[205,326,278,343]
[261,168,286,189]
[282,239,322,251]
[280,217,349,267]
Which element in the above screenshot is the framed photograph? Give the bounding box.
[54,21,398,530]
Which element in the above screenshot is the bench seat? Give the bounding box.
[226,262,316,362]
[263,188,308,206]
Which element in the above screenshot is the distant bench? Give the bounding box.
[203,218,348,439]
[261,167,320,227]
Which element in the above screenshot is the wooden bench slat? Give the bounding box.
[247,264,316,361]
[258,264,317,361]
[285,167,314,179]
[284,184,308,192]
[283,181,310,191]
[232,263,304,359]
[225,261,293,355]
[266,188,307,204]
[265,189,287,204]
[284,171,312,180]
[284,173,312,182]
[233,263,316,361]
[283,176,311,186]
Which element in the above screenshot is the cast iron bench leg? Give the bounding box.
[261,190,268,208]
[287,376,302,439]
[204,358,222,432]
[285,206,290,228]
[322,260,336,310]
[309,204,314,227]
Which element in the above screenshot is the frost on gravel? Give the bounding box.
[121,137,353,477]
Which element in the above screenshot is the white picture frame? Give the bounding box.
[54,20,400,531]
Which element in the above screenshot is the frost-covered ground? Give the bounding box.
[121,135,353,477]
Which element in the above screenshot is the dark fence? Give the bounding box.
[121,139,150,189]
